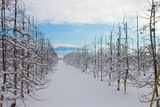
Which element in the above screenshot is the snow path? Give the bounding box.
[18,61,148,107]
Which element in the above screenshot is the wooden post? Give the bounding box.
[150,68,160,107]
[137,16,140,75]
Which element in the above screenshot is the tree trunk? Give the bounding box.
[124,22,129,94]
[13,1,18,106]
[149,1,159,106]
[1,0,6,107]
[109,31,113,86]
[117,26,121,91]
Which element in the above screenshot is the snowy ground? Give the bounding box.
[17,60,149,107]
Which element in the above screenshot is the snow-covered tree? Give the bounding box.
[0,0,58,107]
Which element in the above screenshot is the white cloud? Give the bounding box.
[53,43,80,48]
[22,0,150,24]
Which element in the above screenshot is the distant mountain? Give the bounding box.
[54,47,79,52]
[54,46,79,58]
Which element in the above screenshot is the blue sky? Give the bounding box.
[22,0,157,57]
[37,23,109,47]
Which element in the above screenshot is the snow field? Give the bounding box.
[17,60,149,107]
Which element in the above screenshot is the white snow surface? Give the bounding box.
[17,61,149,107]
